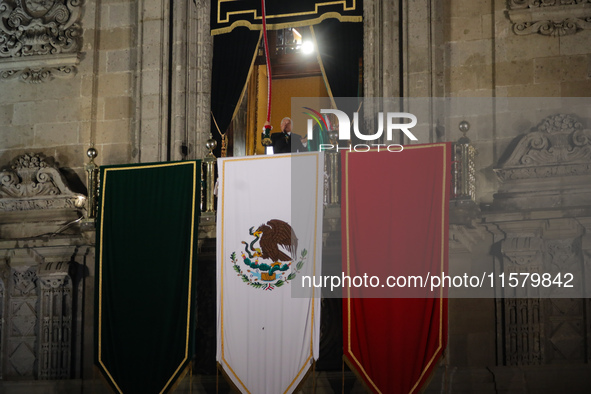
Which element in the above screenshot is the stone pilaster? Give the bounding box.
[136,0,171,162]
[37,262,73,380]
[5,264,38,379]
[195,0,213,160]
[486,113,591,367]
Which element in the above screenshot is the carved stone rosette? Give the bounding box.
[0,0,83,82]
[508,0,591,36]
[0,153,85,212]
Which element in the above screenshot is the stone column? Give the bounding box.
[363,0,444,143]
[195,0,214,160]
[136,0,212,162]
[363,0,401,144]
[169,0,213,161]
[496,221,545,366]
[136,0,171,162]
[363,0,401,99]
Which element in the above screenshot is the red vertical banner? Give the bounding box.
[342,143,450,393]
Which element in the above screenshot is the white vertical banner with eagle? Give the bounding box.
[216,152,324,394]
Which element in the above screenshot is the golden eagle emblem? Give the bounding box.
[231,219,307,291]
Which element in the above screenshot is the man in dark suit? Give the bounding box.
[270,117,308,153]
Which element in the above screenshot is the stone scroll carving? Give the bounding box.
[496,114,591,181]
[0,153,85,211]
[37,261,72,379]
[493,114,591,210]
[0,0,83,83]
[508,0,591,36]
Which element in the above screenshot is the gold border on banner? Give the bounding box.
[211,0,361,35]
[216,0,356,23]
[343,144,448,394]
[219,153,321,393]
[212,14,362,35]
[98,161,198,394]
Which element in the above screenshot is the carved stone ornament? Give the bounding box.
[495,114,591,182]
[0,152,86,211]
[0,0,83,83]
[508,0,591,36]
[501,236,543,266]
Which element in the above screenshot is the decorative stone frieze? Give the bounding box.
[0,61,77,83]
[507,0,591,36]
[0,153,86,212]
[0,0,83,83]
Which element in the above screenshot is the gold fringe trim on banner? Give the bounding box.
[346,349,447,394]
[217,360,317,394]
[94,364,123,393]
[291,360,315,394]
[343,354,380,394]
[165,361,193,394]
[96,161,198,394]
[216,362,243,394]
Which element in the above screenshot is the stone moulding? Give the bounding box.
[0,153,85,212]
[0,52,78,83]
[494,114,591,182]
[507,1,591,36]
[0,0,83,83]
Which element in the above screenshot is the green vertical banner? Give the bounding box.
[95,161,200,394]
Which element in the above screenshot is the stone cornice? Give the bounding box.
[0,53,79,82]
[508,1,591,36]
